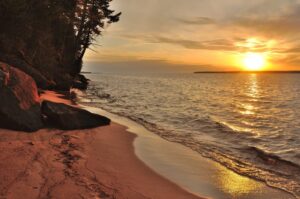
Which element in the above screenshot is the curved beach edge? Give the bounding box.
[80,98,296,199]
[0,91,203,199]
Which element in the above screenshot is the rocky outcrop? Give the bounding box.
[41,101,110,130]
[0,55,55,89]
[0,55,90,91]
[72,74,90,90]
[0,62,43,132]
[52,73,74,91]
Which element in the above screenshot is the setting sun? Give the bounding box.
[243,53,266,71]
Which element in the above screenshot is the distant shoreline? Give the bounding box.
[194,70,300,74]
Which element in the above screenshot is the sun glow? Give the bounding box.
[243,53,266,71]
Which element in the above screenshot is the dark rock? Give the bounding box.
[27,141,35,146]
[72,74,90,90]
[0,62,43,132]
[72,80,87,90]
[0,55,55,89]
[52,73,74,91]
[41,101,111,130]
[0,55,90,91]
[69,91,77,101]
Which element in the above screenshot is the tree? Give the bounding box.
[73,0,121,74]
[0,0,120,88]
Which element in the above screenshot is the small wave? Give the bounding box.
[80,76,300,198]
[243,146,300,170]
[189,116,256,137]
[80,100,300,198]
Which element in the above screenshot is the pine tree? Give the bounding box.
[0,0,120,88]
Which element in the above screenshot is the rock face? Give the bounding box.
[0,55,91,91]
[41,101,111,130]
[0,55,55,89]
[0,62,43,132]
[72,74,90,90]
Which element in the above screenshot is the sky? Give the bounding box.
[84,0,300,72]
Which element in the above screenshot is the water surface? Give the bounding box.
[80,72,300,197]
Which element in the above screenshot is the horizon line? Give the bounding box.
[194,70,300,74]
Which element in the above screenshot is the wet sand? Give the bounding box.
[85,106,295,199]
[0,91,202,199]
[0,91,294,199]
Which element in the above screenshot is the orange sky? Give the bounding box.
[84,0,300,72]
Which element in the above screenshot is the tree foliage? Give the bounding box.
[0,0,120,82]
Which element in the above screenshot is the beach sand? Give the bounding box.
[0,91,294,199]
[0,123,202,199]
[0,91,201,199]
[85,106,294,199]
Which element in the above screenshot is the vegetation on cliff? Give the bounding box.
[0,0,120,90]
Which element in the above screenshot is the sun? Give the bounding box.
[243,53,266,71]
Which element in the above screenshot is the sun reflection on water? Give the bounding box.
[239,74,260,112]
[248,74,259,98]
[239,103,256,115]
[215,163,263,197]
[236,73,261,135]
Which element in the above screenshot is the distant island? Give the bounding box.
[194,70,300,73]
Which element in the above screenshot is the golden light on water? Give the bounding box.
[243,53,266,71]
[212,135,264,196]
[216,164,263,196]
[241,74,259,115]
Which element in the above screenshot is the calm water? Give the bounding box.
[80,72,300,197]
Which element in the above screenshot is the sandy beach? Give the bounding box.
[0,91,294,199]
[0,90,295,199]
[0,91,202,199]
[0,123,203,199]
[2,1,300,198]
[84,105,294,199]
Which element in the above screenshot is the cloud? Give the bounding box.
[176,17,216,25]
[285,46,300,53]
[271,54,300,69]
[279,43,300,54]
[122,34,285,53]
[121,34,238,51]
[231,5,300,37]
[83,59,220,73]
[93,0,300,69]
[148,37,236,51]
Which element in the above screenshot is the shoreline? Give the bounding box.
[0,91,202,199]
[80,72,300,198]
[85,122,202,198]
[84,105,294,199]
[0,91,294,198]
[0,124,201,198]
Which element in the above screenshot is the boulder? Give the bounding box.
[41,101,111,130]
[72,74,90,90]
[0,62,43,132]
[0,55,55,89]
[52,73,74,91]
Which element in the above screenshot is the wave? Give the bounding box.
[80,104,300,198]
[78,80,300,198]
[244,146,300,168]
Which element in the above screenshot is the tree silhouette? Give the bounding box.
[0,0,120,88]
